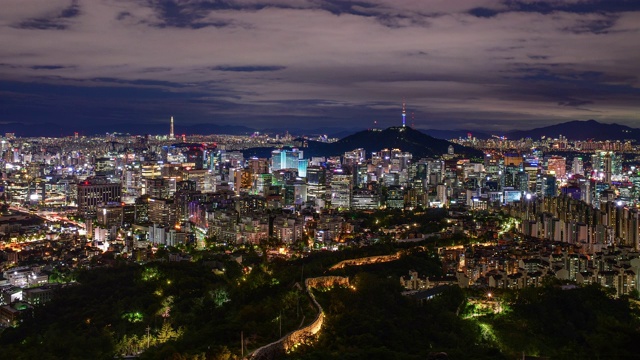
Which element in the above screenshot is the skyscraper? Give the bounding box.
[402,100,406,127]
[330,173,352,209]
[603,152,613,184]
[170,116,175,138]
[572,157,584,176]
[77,177,122,217]
[547,156,566,179]
[270,148,303,171]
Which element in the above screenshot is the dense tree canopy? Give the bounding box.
[3,241,639,360]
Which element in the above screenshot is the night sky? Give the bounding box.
[1,0,640,133]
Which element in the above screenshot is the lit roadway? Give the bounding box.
[8,204,85,229]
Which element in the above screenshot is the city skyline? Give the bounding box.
[1,1,640,131]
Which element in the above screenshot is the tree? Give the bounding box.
[157,322,184,344]
[204,235,218,249]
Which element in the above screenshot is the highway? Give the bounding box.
[7,204,85,229]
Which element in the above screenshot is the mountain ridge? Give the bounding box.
[282,126,482,159]
[1,119,638,142]
[421,120,640,141]
[503,119,640,141]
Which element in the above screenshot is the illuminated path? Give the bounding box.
[246,251,408,359]
[328,251,403,270]
[246,276,350,360]
[246,248,423,359]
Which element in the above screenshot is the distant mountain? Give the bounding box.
[300,126,483,159]
[6,119,634,142]
[0,122,256,137]
[86,122,256,136]
[504,120,640,141]
[419,129,492,140]
[259,127,365,138]
[0,122,70,137]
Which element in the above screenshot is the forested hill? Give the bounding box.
[302,126,483,159]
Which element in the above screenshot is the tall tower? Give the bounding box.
[402,100,406,127]
[170,116,174,138]
[603,152,612,184]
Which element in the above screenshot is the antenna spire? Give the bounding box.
[402,100,406,127]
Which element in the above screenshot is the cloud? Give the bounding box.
[0,0,639,132]
[214,65,286,72]
[13,0,80,30]
[30,65,70,70]
[558,98,594,107]
[0,0,73,24]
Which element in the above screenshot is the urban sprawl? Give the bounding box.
[2,123,640,327]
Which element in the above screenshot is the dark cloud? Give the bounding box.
[141,0,247,28]
[558,99,594,107]
[563,15,619,34]
[504,0,640,15]
[14,0,80,30]
[30,65,69,70]
[0,0,639,133]
[214,65,286,72]
[0,79,195,99]
[468,7,500,18]
[470,1,640,25]
[527,55,549,60]
[116,11,132,21]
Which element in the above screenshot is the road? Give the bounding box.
[8,204,85,229]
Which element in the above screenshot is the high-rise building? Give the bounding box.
[386,185,405,209]
[355,164,369,188]
[247,158,269,175]
[77,177,122,217]
[603,152,613,184]
[540,176,557,198]
[148,198,177,226]
[547,156,566,179]
[352,189,379,210]
[96,203,124,227]
[185,148,204,170]
[344,149,365,166]
[592,151,617,183]
[572,157,584,176]
[427,159,444,185]
[143,177,175,199]
[297,159,308,178]
[515,171,530,192]
[504,153,523,167]
[170,116,174,138]
[330,172,352,209]
[271,149,302,171]
[95,157,115,176]
[306,166,326,185]
[255,174,273,196]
